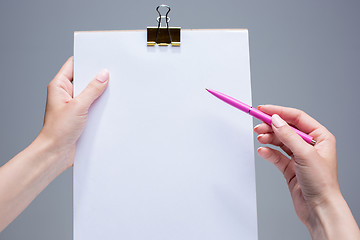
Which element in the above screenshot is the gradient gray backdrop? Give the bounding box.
[0,1,359,239]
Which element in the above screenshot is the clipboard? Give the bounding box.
[74,5,258,240]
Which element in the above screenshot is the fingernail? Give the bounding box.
[257,147,265,156]
[257,147,267,158]
[96,69,109,83]
[257,134,264,139]
[257,105,263,110]
[272,114,286,128]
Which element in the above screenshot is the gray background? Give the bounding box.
[0,0,359,239]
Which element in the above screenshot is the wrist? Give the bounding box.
[34,131,74,172]
[307,192,360,240]
[307,192,342,239]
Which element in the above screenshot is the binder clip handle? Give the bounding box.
[155,5,172,45]
[147,4,181,47]
[156,4,171,26]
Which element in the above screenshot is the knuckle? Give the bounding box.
[298,109,305,115]
[262,148,272,159]
[47,80,56,90]
[293,110,305,126]
[279,125,296,139]
[272,154,281,165]
[89,81,103,93]
[329,133,336,144]
[319,127,336,145]
[270,151,281,165]
[299,146,316,159]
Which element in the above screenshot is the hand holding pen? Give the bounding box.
[254,105,360,239]
[207,89,360,239]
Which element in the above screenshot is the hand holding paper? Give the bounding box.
[0,57,108,232]
[41,57,109,169]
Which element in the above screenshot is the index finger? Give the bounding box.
[257,105,330,142]
[54,56,74,83]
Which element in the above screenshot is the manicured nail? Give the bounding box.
[256,134,264,142]
[257,105,263,110]
[257,134,264,139]
[272,114,286,128]
[257,147,267,158]
[96,69,109,83]
[257,147,265,156]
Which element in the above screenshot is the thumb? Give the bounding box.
[271,114,313,158]
[76,69,109,109]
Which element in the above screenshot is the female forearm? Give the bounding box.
[0,134,70,232]
[308,193,360,240]
[255,106,359,240]
[0,57,108,232]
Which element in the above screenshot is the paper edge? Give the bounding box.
[74,29,249,34]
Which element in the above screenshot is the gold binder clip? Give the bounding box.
[147,5,181,46]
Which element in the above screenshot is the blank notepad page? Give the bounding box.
[74,29,258,240]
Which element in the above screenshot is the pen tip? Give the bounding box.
[205,88,209,92]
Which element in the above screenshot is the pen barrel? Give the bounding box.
[206,89,315,145]
[290,127,314,145]
[249,108,272,125]
[249,108,314,145]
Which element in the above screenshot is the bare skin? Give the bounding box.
[254,106,360,239]
[0,57,109,231]
[0,58,358,239]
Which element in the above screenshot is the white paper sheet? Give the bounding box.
[74,29,257,240]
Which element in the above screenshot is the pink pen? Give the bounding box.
[206,89,316,146]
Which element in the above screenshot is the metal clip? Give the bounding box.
[147,5,181,46]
